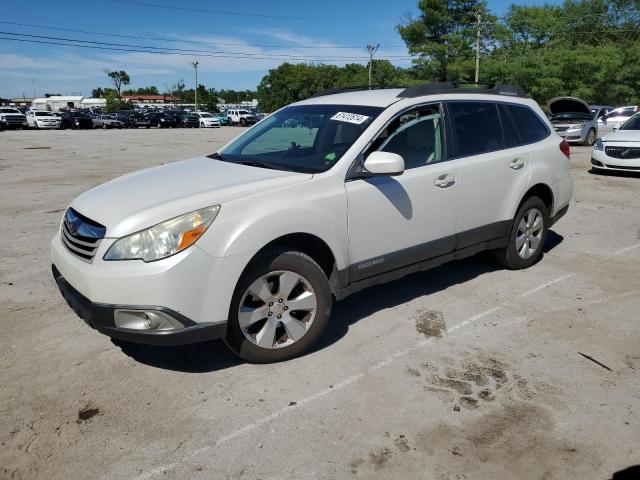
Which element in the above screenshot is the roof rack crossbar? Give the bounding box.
[397,81,527,99]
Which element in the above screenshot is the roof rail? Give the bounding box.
[397,81,528,99]
[309,85,406,98]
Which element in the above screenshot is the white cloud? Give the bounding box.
[0,29,411,97]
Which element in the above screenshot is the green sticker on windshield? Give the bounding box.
[324,152,337,162]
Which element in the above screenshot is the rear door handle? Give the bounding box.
[510,158,525,170]
[434,174,456,188]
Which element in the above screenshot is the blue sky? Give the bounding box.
[0,0,557,98]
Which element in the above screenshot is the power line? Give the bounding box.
[0,34,414,61]
[107,0,326,21]
[0,31,414,60]
[0,21,408,49]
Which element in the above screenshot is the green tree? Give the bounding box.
[105,70,130,98]
[397,0,497,81]
[104,91,134,113]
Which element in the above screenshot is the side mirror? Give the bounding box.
[363,151,405,176]
[612,125,618,131]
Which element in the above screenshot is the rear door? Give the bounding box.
[447,101,531,248]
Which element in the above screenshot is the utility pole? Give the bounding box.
[190,61,199,111]
[366,44,379,90]
[474,12,482,83]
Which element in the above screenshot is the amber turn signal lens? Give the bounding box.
[177,225,207,251]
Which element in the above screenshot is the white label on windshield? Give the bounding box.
[330,112,370,125]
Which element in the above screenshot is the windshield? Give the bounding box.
[0,108,19,113]
[35,112,52,117]
[619,114,640,130]
[199,113,213,118]
[218,104,382,173]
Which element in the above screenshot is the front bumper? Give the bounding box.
[554,128,586,143]
[36,121,61,129]
[591,148,640,172]
[52,265,226,345]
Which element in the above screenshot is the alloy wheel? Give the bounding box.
[237,270,317,349]
[516,208,544,259]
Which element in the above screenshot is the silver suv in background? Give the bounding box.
[547,97,598,145]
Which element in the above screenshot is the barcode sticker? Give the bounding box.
[330,112,370,125]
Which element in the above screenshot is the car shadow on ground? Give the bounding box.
[312,230,564,354]
[113,231,564,372]
[589,168,640,178]
[609,465,640,479]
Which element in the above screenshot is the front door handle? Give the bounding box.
[510,158,525,170]
[434,174,456,188]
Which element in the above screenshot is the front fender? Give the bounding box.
[197,173,350,270]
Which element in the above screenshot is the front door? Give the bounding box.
[345,104,459,282]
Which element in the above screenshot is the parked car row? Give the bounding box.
[0,107,236,130]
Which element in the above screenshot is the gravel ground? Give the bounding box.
[1,128,639,480]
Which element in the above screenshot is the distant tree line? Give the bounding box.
[92,71,257,112]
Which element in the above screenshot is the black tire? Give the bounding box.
[240,118,246,127]
[584,128,596,146]
[157,122,162,128]
[102,124,107,129]
[225,249,332,363]
[491,196,549,270]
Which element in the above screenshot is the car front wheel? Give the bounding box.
[584,128,596,146]
[225,249,332,363]
[491,196,548,270]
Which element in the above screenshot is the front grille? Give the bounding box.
[4,117,26,124]
[61,208,106,262]
[605,146,640,159]
[554,126,569,132]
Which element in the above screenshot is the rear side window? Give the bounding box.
[448,102,503,157]
[507,105,549,144]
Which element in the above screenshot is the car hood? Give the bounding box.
[548,97,591,116]
[70,156,312,237]
[603,129,640,142]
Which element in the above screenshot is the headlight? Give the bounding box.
[593,138,603,151]
[569,123,585,130]
[104,205,220,262]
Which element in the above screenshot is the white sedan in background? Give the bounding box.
[597,105,638,136]
[194,112,221,128]
[26,111,61,129]
[592,113,640,173]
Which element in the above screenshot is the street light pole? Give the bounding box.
[190,61,199,111]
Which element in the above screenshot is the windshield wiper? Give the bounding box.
[237,160,279,170]
[208,153,283,171]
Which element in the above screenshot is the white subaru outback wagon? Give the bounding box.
[52,82,572,363]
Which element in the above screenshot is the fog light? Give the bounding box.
[591,159,603,167]
[114,309,184,331]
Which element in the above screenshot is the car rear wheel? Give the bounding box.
[584,128,596,146]
[491,196,548,270]
[225,249,332,363]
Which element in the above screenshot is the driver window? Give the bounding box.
[368,104,444,169]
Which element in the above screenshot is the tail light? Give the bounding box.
[560,139,570,159]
